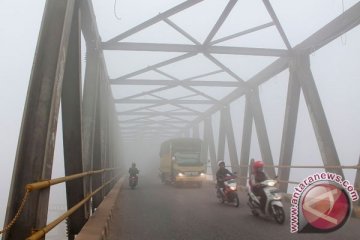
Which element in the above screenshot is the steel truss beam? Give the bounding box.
[203,0,237,45]
[278,61,301,192]
[294,54,344,177]
[355,156,360,206]
[81,0,102,221]
[183,2,360,130]
[111,79,242,87]
[239,94,253,186]
[204,117,217,176]
[102,42,287,57]
[248,89,276,178]
[105,0,204,43]
[262,0,291,49]
[222,107,240,173]
[60,1,87,237]
[210,22,274,45]
[4,1,77,239]
[117,112,198,116]
[115,99,215,104]
[216,107,240,173]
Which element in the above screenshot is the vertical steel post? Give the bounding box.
[223,107,240,173]
[217,108,226,162]
[80,0,106,218]
[99,70,111,195]
[355,155,360,206]
[192,124,200,138]
[60,1,87,238]
[239,94,253,186]
[294,53,344,177]
[4,1,76,239]
[200,122,208,172]
[204,117,217,177]
[278,61,301,192]
[249,89,276,178]
[81,46,100,217]
[92,89,102,210]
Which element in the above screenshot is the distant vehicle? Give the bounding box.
[129,175,138,189]
[159,138,206,187]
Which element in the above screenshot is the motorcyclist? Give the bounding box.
[216,160,235,196]
[129,162,139,184]
[250,160,269,213]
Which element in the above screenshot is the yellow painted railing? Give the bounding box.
[0,168,120,239]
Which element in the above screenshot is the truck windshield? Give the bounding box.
[174,152,201,166]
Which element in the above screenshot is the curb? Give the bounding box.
[75,176,125,240]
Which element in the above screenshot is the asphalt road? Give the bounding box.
[108,172,360,240]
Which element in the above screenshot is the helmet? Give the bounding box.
[218,160,225,166]
[132,162,136,167]
[253,160,264,171]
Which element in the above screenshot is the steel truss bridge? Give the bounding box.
[1,0,360,239]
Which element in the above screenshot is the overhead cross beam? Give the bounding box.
[115,99,215,104]
[102,42,288,57]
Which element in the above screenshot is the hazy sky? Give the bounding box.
[1,0,360,230]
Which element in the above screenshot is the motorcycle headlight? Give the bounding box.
[178,172,184,177]
[230,186,237,191]
[273,194,282,200]
[267,181,276,187]
[200,173,205,177]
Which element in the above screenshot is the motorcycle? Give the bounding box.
[247,179,285,224]
[216,175,239,207]
[129,175,138,189]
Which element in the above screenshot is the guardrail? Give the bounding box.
[0,168,120,240]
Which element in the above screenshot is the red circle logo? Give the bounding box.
[301,183,350,231]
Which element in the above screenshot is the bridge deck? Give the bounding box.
[107,172,360,240]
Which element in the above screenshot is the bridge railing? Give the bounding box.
[1,168,120,240]
[206,164,360,191]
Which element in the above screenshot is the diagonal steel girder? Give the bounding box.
[209,22,274,45]
[4,1,79,239]
[113,70,224,102]
[262,0,291,49]
[203,0,238,45]
[105,0,204,43]
[112,52,196,81]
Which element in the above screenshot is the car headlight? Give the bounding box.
[178,172,184,177]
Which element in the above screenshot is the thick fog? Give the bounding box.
[1,0,360,237]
